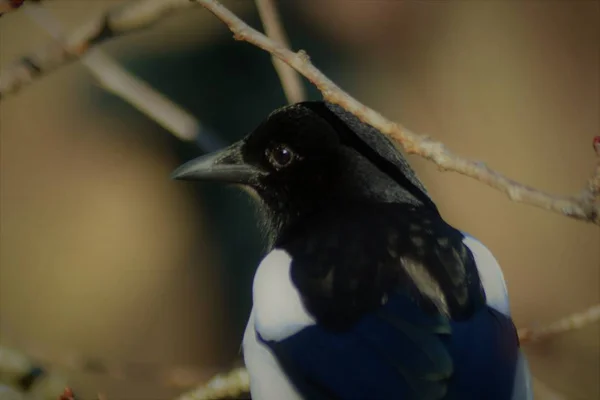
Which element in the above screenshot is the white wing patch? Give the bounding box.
[462,234,511,316]
[252,249,316,342]
[462,234,532,399]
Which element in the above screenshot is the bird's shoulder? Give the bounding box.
[273,203,486,330]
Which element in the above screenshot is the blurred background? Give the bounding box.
[0,0,598,399]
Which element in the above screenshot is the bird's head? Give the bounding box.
[172,101,437,243]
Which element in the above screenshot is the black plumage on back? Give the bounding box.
[277,202,485,330]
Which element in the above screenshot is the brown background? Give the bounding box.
[1,1,598,399]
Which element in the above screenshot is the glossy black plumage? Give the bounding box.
[172,101,524,400]
[230,102,440,245]
[276,202,485,329]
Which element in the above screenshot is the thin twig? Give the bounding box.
[254,0,305,103]
[518,304,600,345]
[191,0,600,225]
[82,50,207,143]
[175,367,249,400]
[23,2,224,150]
[583,136,600,202]
[1,0,598,225]
[0,0,195,98]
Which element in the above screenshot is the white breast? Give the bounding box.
[243,249,314,400]
[242,309,304,400]
[252,249,316,341]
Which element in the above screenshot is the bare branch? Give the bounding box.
[254,0,305,103]
[582,136,600,202]
[22,2,224,149]
[0,0,195,99]
[186,0,600,225]
[518,304,600,345]
[82,51,203,142]
[176,367,249,400]
[2,0,598,224]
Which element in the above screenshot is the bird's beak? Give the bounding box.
[171,142,266,185]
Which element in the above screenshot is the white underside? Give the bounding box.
[243,235,533,400]
[243,309,304,400]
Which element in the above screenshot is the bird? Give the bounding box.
[172,101,533,400]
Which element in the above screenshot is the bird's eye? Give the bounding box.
[266,144,295,169]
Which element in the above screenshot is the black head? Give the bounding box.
[172,101,438,244]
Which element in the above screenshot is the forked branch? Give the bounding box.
[0,0,195,98]
[1,0,598,226]
[191,0,600,226]
[1,0,598,228]
[518,304,600,345]
[254,0,305,104]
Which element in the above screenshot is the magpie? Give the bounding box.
[172,101,533,400]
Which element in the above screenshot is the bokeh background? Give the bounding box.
[1,0,598,399]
